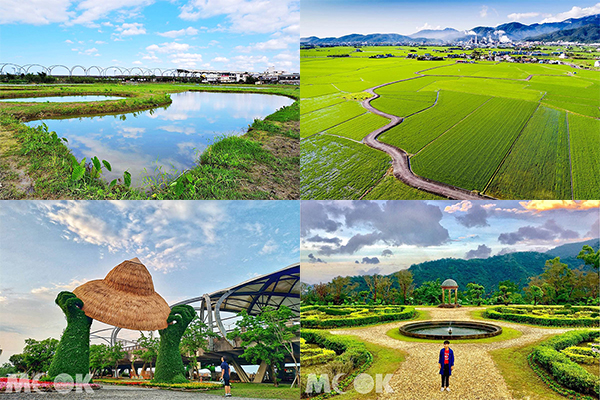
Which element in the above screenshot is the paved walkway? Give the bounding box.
[330,307,570,400]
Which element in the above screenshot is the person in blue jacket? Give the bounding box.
[438,340,454,391]
[221,356,231,397]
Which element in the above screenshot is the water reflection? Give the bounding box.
[27,91,294,188]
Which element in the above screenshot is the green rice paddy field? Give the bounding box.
[301,46,600,200]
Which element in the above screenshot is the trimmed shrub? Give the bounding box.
[484,306,600,327]
[530,330,600,396]
[302,306,416,329]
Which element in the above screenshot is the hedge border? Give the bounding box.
[528,353,596,400]
[530,330,600,397]
[301,330,373,400]
[484,306,600,327]
[302,306,416,329]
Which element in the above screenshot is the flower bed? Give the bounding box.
[0,377,101,392]
[530,330,600,397]
[301,305,416,329]
[484,306,600,327]
[94,378,222,390]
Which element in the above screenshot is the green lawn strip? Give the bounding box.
[490,339,570,400]
[385,324,522,344]
[331,338,407,400]
[0,84,298,199]
[226,382,300,400]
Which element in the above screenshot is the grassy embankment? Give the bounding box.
[0,83,299,199]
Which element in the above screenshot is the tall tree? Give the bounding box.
[22,337,59,376]
[133,332,160,379]
[466,283,485,306]
[180,316,218,380]
[228,306,298,387]
[577,245,599,271]
[530,285,543,306]
[89,344,112,378]
[328,276,357,304]
[313,283,329,303]
[395,270,414,305]
[107,342,126,378]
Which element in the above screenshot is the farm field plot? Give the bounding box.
[371,90,437,117]
[486,106,572,200]
[568,113,600,199]
[363,175,445,200]
[300,83,341,98]
[410,97,539,192]
[542,97,600,118]
[300,93,345,114]
[379,90,491,153]
[425,77,543,101]
[300,100,365,138]
[421,62,531,79]
[325,112,389,141]
[301,134,391,199]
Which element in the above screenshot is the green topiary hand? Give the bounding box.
[153,305,196,383]
[48,291,93,380]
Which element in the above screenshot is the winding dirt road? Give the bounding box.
[360,81,494,200]
[330,307,571,400]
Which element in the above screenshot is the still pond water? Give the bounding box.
[27,91,293,187]
[1,95,125,102]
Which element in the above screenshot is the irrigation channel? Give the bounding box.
[24,91,293,187]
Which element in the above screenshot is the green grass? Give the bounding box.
[301,101,366,138]
[378,90,490,154]
[225,382,299,399]
[385,324,522,344]
[486,106,572,200]
[568,113,600,199]
[490,339,573,400]
[301,134,390,199]
[411,97,539,192]
[330,337,407,400]
[301,93,345,114]
[325,112,389,141]
[363,175,445,200]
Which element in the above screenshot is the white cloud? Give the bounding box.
[179,0,299,34]
[65,39,74,44]
[228,55,270,71]
[444,201,473,213]
[95,40,107,44]
[259,239,278,255]
[79,47,99,55]
[415,23,441,31]
[480,5,489,17]
[170,52,203,68]
[541,3,600,23]
[0,0,73,24]
[31,278,91,298]
[132,61,143,65]
[68,0,154,26]
[212,57,229,62]
[507,12,540,21]
[157,26,199,38]
[146,42,191,54]
[236,36,297,53]
[114,22,146,36]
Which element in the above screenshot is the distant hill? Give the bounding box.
[344,239,598,294]
[301,14,600,45]
[526,23,600,43]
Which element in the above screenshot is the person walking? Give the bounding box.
[438,340,454,392]
[221,356,232,397]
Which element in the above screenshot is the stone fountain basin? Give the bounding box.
[399,320,502,340]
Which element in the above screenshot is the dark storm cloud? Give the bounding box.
[455,203,489,228]
[381,249,393,257]
[300,202,340,236]
[305,235,342,246]
[315,201,449,255]
[360,257,380,264]
[307,253,326,264]
[498,219,580,245]
[464,244,492,259]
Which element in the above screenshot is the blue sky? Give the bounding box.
[301,200,600,284]
[0,200,299,364]
[301,1,600,37]
[0,0,299,73]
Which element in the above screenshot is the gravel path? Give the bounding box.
[330,307,571,400]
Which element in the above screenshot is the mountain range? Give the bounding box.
[341,238,599,294]
[301,14,600,45]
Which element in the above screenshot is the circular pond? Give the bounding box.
[399,321,502,340]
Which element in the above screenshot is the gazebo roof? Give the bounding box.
[441,279,458,288]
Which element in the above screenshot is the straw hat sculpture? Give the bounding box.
[73,258,170,331]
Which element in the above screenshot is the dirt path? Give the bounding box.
[330,307,570,400]
[360,84,494,200]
